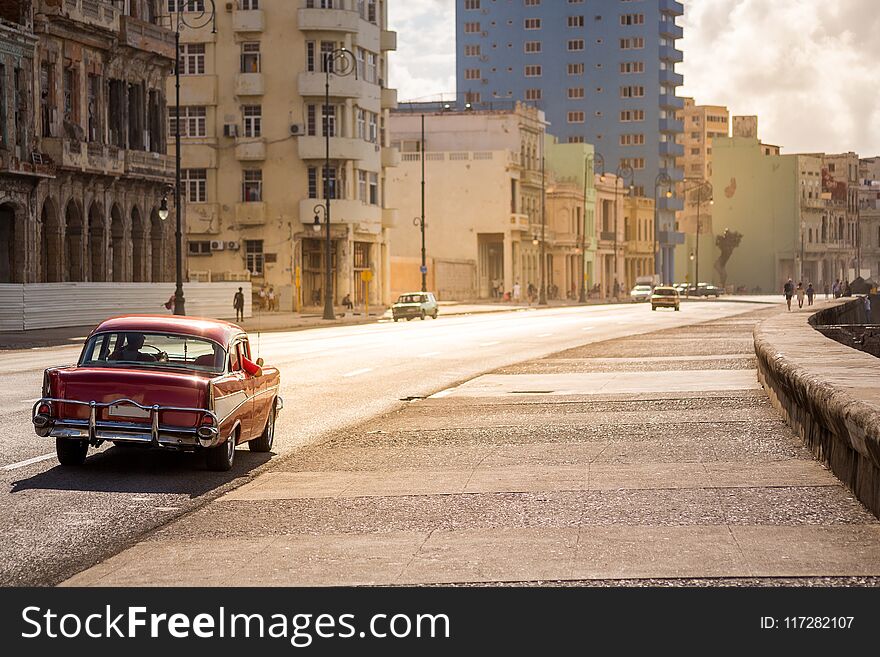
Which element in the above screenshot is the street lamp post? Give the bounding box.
[800,219,806,282]
[614,164,634,298]
[164,1,216,316]
[539,153,547,305]
[653,173,674,284]
[581,152,603,303]
[682,180,713,289]
[319,48,357,320]
[420,113,426,293]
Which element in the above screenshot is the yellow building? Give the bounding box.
[169,0,398,311]
[623,195,656,289]
[594,173,626,297]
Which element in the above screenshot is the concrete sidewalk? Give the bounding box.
[64,304,880,587]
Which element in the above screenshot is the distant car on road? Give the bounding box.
[392,292,439,321]
[32,315,282,471]
[651,286,681,311]
[693,283,723,298]
[630,284,653,303]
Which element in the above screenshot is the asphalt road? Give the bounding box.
[0,299,777,585]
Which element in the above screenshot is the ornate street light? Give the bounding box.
[165,1,217,316]
[580,152,604,303]
[654,172,674,283]
[683,180,713,288]
[614,163,634,297]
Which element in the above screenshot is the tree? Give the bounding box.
[714,229,743,288]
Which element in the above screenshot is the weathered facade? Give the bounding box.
[0,0,176,284]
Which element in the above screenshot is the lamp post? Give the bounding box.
[614,164,634,297]
[800,219,806,282]
[539,153,547,305]
[165,0,216,316]
[682,180,713,289]
[653,172,674,284]
[419,113,426,292]
[581,152,603,303]
[318,48,357,320]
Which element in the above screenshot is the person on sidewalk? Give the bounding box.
[527,282,536,305]
[613,279,620,301]
[864,294,872,320]
[258,284,267,310]
[824,281,830,300]
[783,278,794,311]
[513,281,521,303]
[832,279,840,298]
[806,283,815,307]
[233,287,245,323]
[267,287,276,311]
[796,281,805,309]
[342,293,353,312]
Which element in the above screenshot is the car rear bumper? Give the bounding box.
[32,397,223,450]
[651,299,679,307]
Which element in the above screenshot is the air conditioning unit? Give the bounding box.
[226,240,240,251]
[225,2,233,11]
[210,240,225,251]
[223,124,239,138]
[290,124,304,136]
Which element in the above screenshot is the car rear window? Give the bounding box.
[80,332,226,373]
[654,288,676,295]
[398,295,424,303]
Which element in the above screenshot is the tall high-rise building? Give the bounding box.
[171,0,398,311]
[455,0,685,282]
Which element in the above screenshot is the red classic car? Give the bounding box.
[32,315,282,471]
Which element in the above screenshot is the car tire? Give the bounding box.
[393,318,399,322]
[56,438,88,466]
[249,404,275,453]
[420,310,426,320]
[651,306,656,311]
[206,432,236,471]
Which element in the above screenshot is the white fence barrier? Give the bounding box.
[0,283,252,332]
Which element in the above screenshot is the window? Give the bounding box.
[567,87,584,99]
[243,105,261,137]
[464,22,481,33]
[63,67,77,122]
[240,0,259,9]
[358,169,368,201]
[568,136,585,143]
[619,37,645,50]
[179,43,205,75]
[524,88,542,101]
[524,18,541,29]
[567,16,584,27]
[168,0,205,10]
[169,106,207,138]
[620,61,644,74]
[245,240,264,276]
[240,42,260,73]
[368,172,379,205]
[308,167,318,198]
[567,111,585,123]
[619,134,645,146]
[525,0,541,5]
[306,0,337,7]
[322,104,337,137]
[464,44,481,56]
[465,68,481,80]
[306,41,316,72]
[182,168,207,203]
[620,13,645,26]
[242,169,262,202]
[619,109,645,122]
[524,41,541,53]
[567,63,584,75]
[464,0,480,8]
[567,39,584,51]
[188,241,211,256]
[620,85,645,98]
[524,65,542,77]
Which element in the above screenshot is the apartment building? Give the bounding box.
[173,0,398,311]
[859,159,880,281]
[455,0,685,283]
[0,0,176,284]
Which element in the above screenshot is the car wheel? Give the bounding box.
[56,438,88,466]
[393,318,399,322]
[249,404,275,453]
[420,310,426,320]
[206,431,236,471]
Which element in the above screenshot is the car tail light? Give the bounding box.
[201,414,215,426]
[38,403,51,416]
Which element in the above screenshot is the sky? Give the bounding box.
[388,0,880,156]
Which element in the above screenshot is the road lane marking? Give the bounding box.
[537,333,554,338]
[3,453,56,471]
[343,368,373,378]
[430,388,456,398]
[582,326,595,331]
[479,341,501,347]
[422,352,441,357]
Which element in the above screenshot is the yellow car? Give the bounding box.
[651,286,681,311]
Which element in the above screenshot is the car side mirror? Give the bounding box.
[240,356,263,377]
[256,357,264,367]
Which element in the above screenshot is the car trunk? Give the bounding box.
[49,367,211,428]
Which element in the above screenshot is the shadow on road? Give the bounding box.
[8,445,273,497]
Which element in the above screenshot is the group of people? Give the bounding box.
[231,285,277,322]
[782,279,816,311]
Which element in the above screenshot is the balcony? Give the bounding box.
[380,30,398,51]
[297,71,364,99]
[660,141,684,158]
[235,202,267,225]
[381,146,400,168]
[381,87,398,110]
[235,138,266,161]
[659,0,685,16]
[0,149,56,178]
[44,0,119,31]
[660,94,684,110]
[235,73,264,96]
[119,15,176,60]
[659,117,684,133]
[659,69,684,88]
[297,7,359,33]
[232,9,264,32]
[659,20,684,40]
[660,45,684,63]
[125,150,173,181]
[382,208,398,229]
[658,230,686,246]
[299,199,381,228]
[510,213,530,231]
[297,135,379,163]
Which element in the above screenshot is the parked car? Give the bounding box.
[32,315,282,471]
[630,284,653,303]
[651,286,681,311]
[392,292,439,321]
[693,283,723,297]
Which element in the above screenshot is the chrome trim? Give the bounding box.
[275,396,284,412]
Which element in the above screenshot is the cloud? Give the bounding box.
[388,0,880,155]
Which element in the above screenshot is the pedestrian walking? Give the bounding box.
[527,282,536,305]
[512,281,522,303]
[233,286,245,322]
[843,280,852,297]
[258,284,267,310]
[267,287,276,311]
[806,283,815,306]
[864,294,872,320]
[783,278,794,311]
[824,282,830,300]
[613,279,620,301]
[832,279,840,299]
[796,281,805,309]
